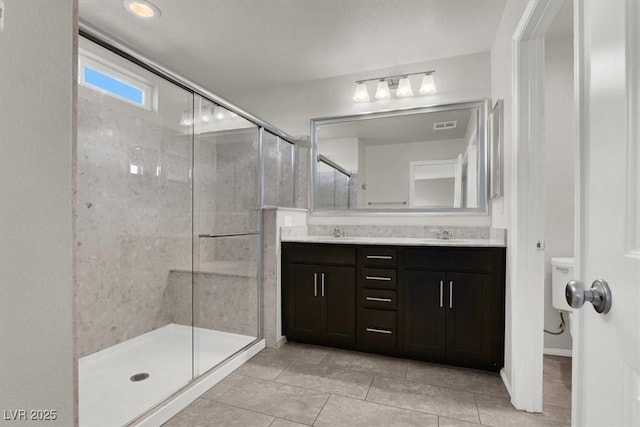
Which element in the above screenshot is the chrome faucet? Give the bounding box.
[332,227,345,237]
[430,228,454,240]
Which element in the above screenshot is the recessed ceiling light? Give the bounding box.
[124,0,161,19]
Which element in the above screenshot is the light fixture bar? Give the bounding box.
[355,70,434,85]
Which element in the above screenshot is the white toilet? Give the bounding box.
[551,257,575,337]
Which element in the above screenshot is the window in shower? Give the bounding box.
[79,50,154,110]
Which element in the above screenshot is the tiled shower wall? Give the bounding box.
[77,97,263,358]
[76,97,193,358]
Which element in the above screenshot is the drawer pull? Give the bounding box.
[366,327,393,334]
[366,255,393,260]
[365,276,392,281]
[449,281,453,309]
[439,280,444,308]
[366,297,392,303]
[321,272,325,297]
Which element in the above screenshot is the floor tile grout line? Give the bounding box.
[473,392,482,425]
[310,392,332,426]
[187,398,279,424]
[364,373,375,401]
[217,376,330,425]
[361,389,456,421]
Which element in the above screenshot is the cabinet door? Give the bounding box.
[287,265,322,339]
[320,266,356,345]
[445,272,493,365]
[404,270,446,357]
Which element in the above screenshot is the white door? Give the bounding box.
[574,1,640,425]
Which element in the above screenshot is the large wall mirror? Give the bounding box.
[310,100,489,214]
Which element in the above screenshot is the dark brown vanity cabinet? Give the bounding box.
[282,242,506,371]
[283,244,356,346]
[403,247,505,370]
[356,246,400,353]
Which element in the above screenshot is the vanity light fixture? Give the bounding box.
[374,80,391,100]
[396,76,414,97]
[419,72,437,95]
[124,0,161,19]
[352,70,436,103]
[352,82,370,102]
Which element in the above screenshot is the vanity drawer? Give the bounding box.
[362,289,397,310]
[284,243,356,266]
[359,247,397,267]
[359,309,397,350]
[358,268,397,289]
[404,247,494,272]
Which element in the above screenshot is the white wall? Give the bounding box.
[319,137,359,172]
[543,34,574,352]
[228,51,491,138]
[489,0,530,390]
[0,1,77,426]
[365,139,467,208]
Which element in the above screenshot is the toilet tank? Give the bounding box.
[551,257,575,311]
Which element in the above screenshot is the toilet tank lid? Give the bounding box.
[551,257,575,268]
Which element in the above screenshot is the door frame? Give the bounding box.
[510,0,565,412]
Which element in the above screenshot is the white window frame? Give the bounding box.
[78,49,155,111]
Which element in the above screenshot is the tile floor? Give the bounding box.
[164,343,572,427]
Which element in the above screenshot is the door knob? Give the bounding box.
[565,279,612,314]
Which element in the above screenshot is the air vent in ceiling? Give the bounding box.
[433,120,457,130]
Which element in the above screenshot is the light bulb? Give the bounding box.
[352,83,370,102]
[180,111,193,127]
[419,73,437,95]
[200,106,213,122]
[396,77,414,97]
[215,107,225,120]
[375,80,391,100]
[124,0,161,18]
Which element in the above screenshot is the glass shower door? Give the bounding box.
[76,37,195,426]
[192,95,261,376]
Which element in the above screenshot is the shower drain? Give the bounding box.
[130,373,150,382]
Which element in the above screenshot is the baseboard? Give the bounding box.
[543,347,572,357]
[500,368,512,397]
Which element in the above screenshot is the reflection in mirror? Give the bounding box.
[311,101,488,214]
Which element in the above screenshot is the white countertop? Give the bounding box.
[281,235,506,247]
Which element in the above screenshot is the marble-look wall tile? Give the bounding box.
[263,209,308,348]
[76,98,193,358]
[164,270,258,337]
[294,140,309,210]
[307,225,490,240]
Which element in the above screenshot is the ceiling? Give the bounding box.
[318,109,473,146]
[79,0,507,96]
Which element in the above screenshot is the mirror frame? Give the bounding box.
[310,100,490,215]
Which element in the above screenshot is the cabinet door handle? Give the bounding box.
[321,272,325,297]
[366,297,392,302]
[366,328,392,334]
[365,276,392,281]
[449,281,453,309]
[314,273,318,297]
[366,255,392,260]
[439,280,444,308]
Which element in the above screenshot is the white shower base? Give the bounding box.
[79,323,255,427]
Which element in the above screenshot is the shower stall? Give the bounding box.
[76,33,296,426]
